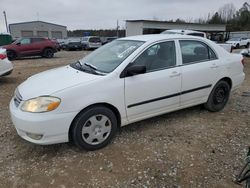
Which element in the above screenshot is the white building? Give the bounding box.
[9,21,67,39]
[126,20,226,37]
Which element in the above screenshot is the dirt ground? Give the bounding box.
[0,50,249,188]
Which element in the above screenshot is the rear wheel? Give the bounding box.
[71,106,118,150]
[7,50,17,60]
[43,48,54,58]
[204,81,231,112]
[246,43,250,48]
[236,44,240,49]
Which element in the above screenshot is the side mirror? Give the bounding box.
[126,65,146,77]
[16,42,21,45]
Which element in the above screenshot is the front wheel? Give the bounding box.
[43,48,54,58]
[204,80,231,112]
[71,106,118,150]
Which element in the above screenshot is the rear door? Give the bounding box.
[31,38,45,54]
[178,40,221,107]
[124,40,181,122]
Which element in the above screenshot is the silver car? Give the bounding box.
[81,36,102,50]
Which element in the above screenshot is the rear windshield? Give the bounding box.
[89,37,101,43]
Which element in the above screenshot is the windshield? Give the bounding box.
[79,40,144,73]
[161,31,180,35]
[228,38,240,41]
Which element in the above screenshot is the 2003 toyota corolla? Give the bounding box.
[10,34,245,150]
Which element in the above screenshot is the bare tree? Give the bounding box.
[218,3,236,22]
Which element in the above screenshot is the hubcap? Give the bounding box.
[213,86,228,104]
[81,114,112,145]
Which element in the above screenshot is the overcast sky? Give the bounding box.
[0,0,248,32]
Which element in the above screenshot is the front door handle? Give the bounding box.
[170,71,181,78]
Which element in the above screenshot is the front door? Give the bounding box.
[124,41,182,122]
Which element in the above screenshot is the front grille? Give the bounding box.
[14,89,22,107]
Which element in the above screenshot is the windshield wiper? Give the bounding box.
[84,62,98,70]
[83,62,107,76]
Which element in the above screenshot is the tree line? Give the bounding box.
[204,2,250,31]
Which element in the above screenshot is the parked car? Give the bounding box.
[102,37,118,45]
[81,36,102,50]
[10,34,245,150]
[64,38,83,51]
[226,37,250,49]
[162,29,207,38]
[162,29,233,53]
[0,48,13,76]
[241,48,250,57]
[2,37,58,60]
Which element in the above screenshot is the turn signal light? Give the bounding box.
[0,54,7,60]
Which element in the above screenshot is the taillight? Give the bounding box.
[241,58,245,66]
[0,54,7,60]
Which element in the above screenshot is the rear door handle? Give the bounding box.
[210,63,219,69]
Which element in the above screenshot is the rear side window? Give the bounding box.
[187,33,205,38]
[32,38,45,43]
[180,40,217,64]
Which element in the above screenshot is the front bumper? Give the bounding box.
[9,98,78,145]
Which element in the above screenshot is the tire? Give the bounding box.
[71,106,118,150]
[236,44,240,49]
[204,80,231,112]
[7,50,17,60]
[246,43,249,48]
[43,48,54,58]
[246,179,250,188]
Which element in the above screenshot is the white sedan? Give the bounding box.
[10,34,245,150]
[0,48,13,76]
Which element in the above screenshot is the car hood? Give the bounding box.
[18,66,101,100]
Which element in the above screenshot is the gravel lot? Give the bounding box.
[0,50,249,188]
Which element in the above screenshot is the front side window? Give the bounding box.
[20,38,31,45]
[32,38,44,43]
[133,41,176,72]
[180,40,217,64]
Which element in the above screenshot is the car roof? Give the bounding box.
[118,34,200,42]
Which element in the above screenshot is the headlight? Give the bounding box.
[21,96,61,113]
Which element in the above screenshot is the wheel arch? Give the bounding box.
[218,77,232,89]
[68,103,121,142]
[43,47,55,52]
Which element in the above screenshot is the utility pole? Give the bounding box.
[116,20,120,38]
[3,11,9,33]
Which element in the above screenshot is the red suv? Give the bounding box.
[3,37,58,60]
